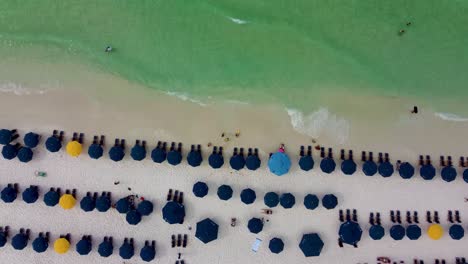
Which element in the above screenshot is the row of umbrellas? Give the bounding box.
[0,130,40,162]
[0,228,156,262]
[369,223,463,241]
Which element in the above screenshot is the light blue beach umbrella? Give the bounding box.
[268,152,291,176]
[398,162,414,179]
[23,132,40,148]
[17,147,33,163]
[441,166,457,182]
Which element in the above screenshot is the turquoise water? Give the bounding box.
[1,0,468,113]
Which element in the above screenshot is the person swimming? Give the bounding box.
[105,46,113,52]
[398,29,406,36]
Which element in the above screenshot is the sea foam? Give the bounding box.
[227,17,248,25]
[0,82,48,95]
[165,91,208,107]
[287,107,350,144]
[435,112,468,122]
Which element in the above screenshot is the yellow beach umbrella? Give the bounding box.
[66,140,82,157]
[427,224,443,240]
[54,238,70,254]
[59,194,76,210]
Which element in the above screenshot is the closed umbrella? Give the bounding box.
[66,141,82,157]
[22,186,39,204]
[96,194,111,212]
[247,218,264,234]
[268,152,291,176]
[88,143,104,159]
[109,146,125,162]
[390,225,405,240]
[299,233,324,257]
[116,197,132,214]
[119,239,134,259]
[45,136,61,152]
[140,241,156,262]
[363,160,377,176]
[137,200,154,216]
[264,192,279,208]
[192,182,209,198]
[240,188,256,205]
[130,144,146,161]
[322,194,338,209]
[32,234,49,253]
[406,225,421,240]
[320,158,336,174]
[76,236,92,255]
[369,225,385,240]
[2,144,18,160]
[17,147,33,163]
[341,160,357,175]
[44,189,60,207]
[427,224,443,240]
[304,194,319,210]
[420,164,436,180]
[59,194,76,210]
[1,185,17,203]
[299,155,314,171]
[339,221,362,245]
[441,166,457,182]
[195,218,219,244]
[449,224,464,240]
[217,185,233,201]
[24,132,40,148]
[280,193,295,209]
[269,238,284,254]
[378,161,394,177]
[98,238,114,257]
[398,162,414,179]
[162,201,185,224]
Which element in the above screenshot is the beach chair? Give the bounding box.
[251,238,262,253]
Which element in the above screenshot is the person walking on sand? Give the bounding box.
[278,144,285,153]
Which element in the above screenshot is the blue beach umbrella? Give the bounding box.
[304,194,319,210]
[1,185,17,203]
[245,155,261,171]
[130,144,146,161]
[420,164,436,180]
[151,147,166,163]
[32,235,49,253]
[341,160,357,175]
[116,197,132,214]
[406,225,421,240]
[441,166,457,182]
[390,224,405,240]
[162,201,185,224]
[320,158,336,174]
[299,155,314,171]
[299,233,324,257]
[88,143,104,159]
[264,192,279,208]
[280,193,295,209]
[268,152,291,176]
[0,129,14,145]
[363,160,377,176]
[247,218,264,234]
[208,152,224,169]
[217,185,233,201]
[119,240,134,259]
[76,237,92,255]
[369,225,385,240]
[322,194,338,209]
[109,146,125,162]
[11,232,28,250]
[167,150,182,166]
[137,200,154,216]
[24,132,40,148]
[17,147,33,163]
[22,186,39,204]
[140,242,156,262]
[449,224,464,240]
[44,189,60,207]
[96,195,111,212]
[45,136,61,152]
[230,154,245,170]
[240,188,256,205]
[378,161,394,177]
[398,162,415,179]
[2,144,18,160]
[98,238,113,257]
[0,231,7,247]
[192,182,209,198]
[339,221,362,245]
[187,149,202,167]
[80,195,96,212]
[464,169,468,183]
[195,218,219,244]
[269,238,284,254]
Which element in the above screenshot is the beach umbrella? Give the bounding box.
[137,200,154,216]
[130,144,146,161]
[24,132,40,148]
[304,194,319,210]
[0,231,7,247]
[162,201,185,224]
[390,224,405,240]
[341,160,357,175]
[44,189,60,207]
[96,195,111,212]
[98,238,113,257]
[464,169,468,183]
[247,217,264,234]
[59,194,76,210]
[116,197,132,214]
[2,144,18,160]
[406,225,421,240]
[299,155,314,171]
[187,149,202,167]
[320,158,336,174]
[339,221,362,245]
[151,147,166,163]
[362,160,377,176]
[1,185,17,203]
[32,235,49,253]
[264,192,279,208]
[269,238,284,254]
[322,194,338,209]
[80,195,96,212]
[369,225,385,240]
[140,242,156,262]
[0,129,14,145]
[109,146,125,162]
[420,164,436,180]
[217,185,233,201]
[280,193,296,209]
[119,240,134,259]
[299,233,324,257]
[76,237,92,255]
[230,154,245,170]
[192,181,209,198]
[441,166,457,182]
[66,141,82,157]
[11,232,28,250]
[22,186,39,204]
[449,224,464,240]
[17,147,33,163]
[245,155,261,171]
[208,152,224,169]
[167,150,182,166]
[268,152,291,176]
[88,143,104,159]
[45,136,61,152]
[398,162,414,179]
[195,218,219,244]
[240,188,256,205]
[427,224,443,240]
[378,161,394,177]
